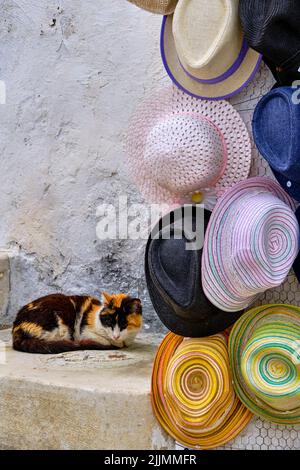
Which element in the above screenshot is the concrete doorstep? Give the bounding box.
[0,330,174,450]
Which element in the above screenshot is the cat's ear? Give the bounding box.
[102,292,112,305]
[126,298,142,315]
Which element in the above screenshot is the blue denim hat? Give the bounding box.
[253,86,300,202]
[292,206,300,283]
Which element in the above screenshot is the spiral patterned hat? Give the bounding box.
[151,332,252,449]
[229,305,300,425]
[202,177,299,312]
[125,86,251,210]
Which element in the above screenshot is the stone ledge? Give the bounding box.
[0,330,174,450]
[2,329,299,450]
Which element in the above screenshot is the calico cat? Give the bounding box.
[12,292,142,354]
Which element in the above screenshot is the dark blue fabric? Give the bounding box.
[239,0,300,86]
[253,86,300,201]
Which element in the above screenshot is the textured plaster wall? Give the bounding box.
[0,0,169,323]
[0,0,167,327]
[0,0,274,329]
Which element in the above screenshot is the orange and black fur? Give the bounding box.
[12,292,142,354]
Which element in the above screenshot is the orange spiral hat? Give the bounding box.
[151,332,252,449]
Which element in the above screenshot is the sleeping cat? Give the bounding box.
[12,292,142,354]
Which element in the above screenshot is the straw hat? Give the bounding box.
[127,0,177,15]
[293,206,300,283]
[152,332,253,449]
[229,304,300,424]
[125,86,251,209]
[160,0,262,100]
[202,177,299,312]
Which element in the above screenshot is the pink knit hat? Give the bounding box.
[202,177,299,312]
[125,86,251,209]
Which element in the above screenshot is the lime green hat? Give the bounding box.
[229,304,300,424]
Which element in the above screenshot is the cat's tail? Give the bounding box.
[12,329,79,354]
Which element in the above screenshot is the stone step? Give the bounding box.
[0,329,174,450]
[1,329,300,450]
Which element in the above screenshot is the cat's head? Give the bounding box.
[99,292,142,343]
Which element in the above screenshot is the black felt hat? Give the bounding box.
[145,206,243,337]
[239,0,300,86]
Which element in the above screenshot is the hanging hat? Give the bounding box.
[293,207,300,283]
[160,0,262,100]
[145,206,244,337]
[229,304,300,424]
[239,0,300,86]
[202,177,299,312]
[151,332,253,449]
[126,86,251,210]
[253,86,300,202]
[127,0,177,15]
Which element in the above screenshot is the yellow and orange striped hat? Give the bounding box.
[151,332,252,449]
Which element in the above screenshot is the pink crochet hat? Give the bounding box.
[202,178,299,312]
[125,86,251,209]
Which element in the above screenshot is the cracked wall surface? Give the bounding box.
[0,0,167,328]
[0,1,298,331]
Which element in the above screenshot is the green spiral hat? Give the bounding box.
[229,304,300,424]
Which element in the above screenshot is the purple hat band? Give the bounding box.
[178,38,249,85]
[160,15,263,101]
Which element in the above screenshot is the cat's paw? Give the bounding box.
[124,339,135,347]
[111,339,125,348]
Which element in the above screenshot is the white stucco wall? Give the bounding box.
[0,0,275,329]
[0,0,167,327]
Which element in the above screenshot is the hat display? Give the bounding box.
[202,177,299,312]
[151,332,253,449]
[253,86,300,202]
[125,0,300,448]
[127,0,177,15]
[126,86,251,209]
[145,206,244,337]
[229,304,300,424]
[239,0,300,86]
[160,0,262,100]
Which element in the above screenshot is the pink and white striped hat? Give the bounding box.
[125,86,251,210]
[202,177,299,312]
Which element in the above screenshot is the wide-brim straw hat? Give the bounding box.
[202,177,299,312]
[125,86,251,209]
[293,207,300,283]
[229,304,300,425]
[161,0,262,100]
[152,332,253,449]
[127,0,177,15]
